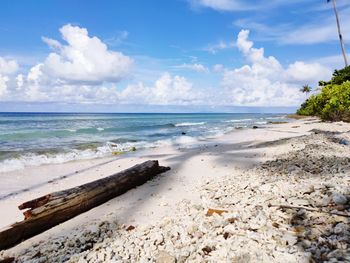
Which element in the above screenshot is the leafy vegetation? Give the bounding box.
[318,66,350,86]
[300,84,312,94]
[297,66,350,122]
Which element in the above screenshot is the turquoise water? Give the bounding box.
[0,112,287,172]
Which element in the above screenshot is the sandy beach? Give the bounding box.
[0,118,349,262]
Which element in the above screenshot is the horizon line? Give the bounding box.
[0,111,292,114]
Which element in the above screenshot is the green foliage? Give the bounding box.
[297,81,350,122]
[297,66,350,122]
[300,84,312,93]
[319,66,350,86]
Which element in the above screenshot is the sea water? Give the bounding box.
[0,112,287,172]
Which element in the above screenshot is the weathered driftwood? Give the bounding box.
[0,160,170,250]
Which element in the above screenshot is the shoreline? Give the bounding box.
[0,120,297,228]
[0,119,293,201]
[0,113,289,174]
[1,118,349,262]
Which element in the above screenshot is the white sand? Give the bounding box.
[1,118,349,262]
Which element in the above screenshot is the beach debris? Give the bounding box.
[0,160,170,250]
[202,246,214,255]
[206,208,228,216]
[112,151,125,155]
[252,126,259,129]
[3,123,350,263]
[126,225,135,231]
[112,146,137,155]
[339,138,349,145]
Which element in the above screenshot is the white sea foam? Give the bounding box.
[265,116,287,120]
[97,127,104,131]
[255,121,268,125]
[0,141,140,173]
[224,118,253,123]
[0,117,269,173]
[175,122,206,127]
[0,136,200,173]
[175,135,198,145]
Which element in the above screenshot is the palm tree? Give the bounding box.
[328,0,348,67]
[300,84,312,94]
[300,85,312,102]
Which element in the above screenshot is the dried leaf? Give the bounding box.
[206,208,228,216]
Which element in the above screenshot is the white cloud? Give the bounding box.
[40,24,133,84]
[0,57,18,75]
[120,73,204,105]
[27,64,43,84]
[0,75,9,97]
[0,25,133,103]
[0,57,18,98]
[281,9,350,45]
[105,30,129,46]
[235,6,350,45]
[212,64,224,72]
[313,53,350,70]
[221,30,331,106]
[236,30,283,79]
[16,74,24,89]
[41,37,62,50]
[0,25,202,105]
[285,61,331,84]
[189,0,250,11]
[203,40,235,54]
[189,0,305,12]
[0,25,334,108]
[174,63,209,73]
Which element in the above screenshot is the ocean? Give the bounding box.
[0,112,287,172]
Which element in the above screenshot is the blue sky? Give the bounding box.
[0,0,349,112]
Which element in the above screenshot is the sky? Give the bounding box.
[0,0,349,113]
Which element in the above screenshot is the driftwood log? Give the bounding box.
[0,160,170,250]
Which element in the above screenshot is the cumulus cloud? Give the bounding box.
[0,75,9,97]
[0,25,201,106]
[0,57,18,75]
[174,63,209,73]
[0,25,334,108]
[0,25,133,102]
[120,73,204,105]
[40,24,133,84]
[0,57,19,98]
[221,30,331,106]
[285,61,331,84]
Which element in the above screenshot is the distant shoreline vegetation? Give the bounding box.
[297,66,350,122]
